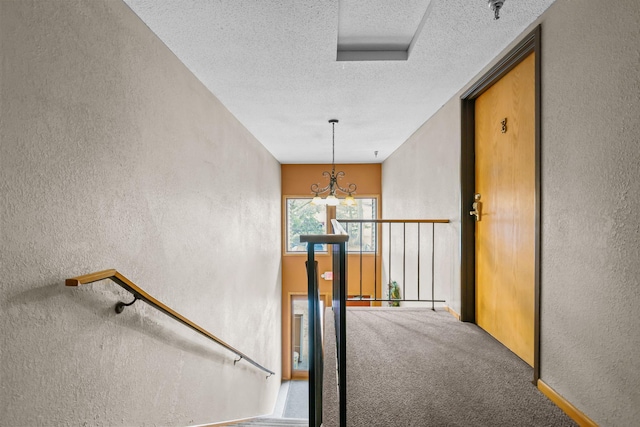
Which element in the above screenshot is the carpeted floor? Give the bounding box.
[323,307,577,427]
[283,380,308,419]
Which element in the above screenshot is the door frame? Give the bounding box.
[289,292,331,380]
[459,26,542,382]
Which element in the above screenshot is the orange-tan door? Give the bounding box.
[474,53,535,366]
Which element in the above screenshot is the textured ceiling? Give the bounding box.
[123,0,556,163]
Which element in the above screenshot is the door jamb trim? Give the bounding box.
[459,25,542,383]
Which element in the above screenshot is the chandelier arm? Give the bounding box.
[333,171,356,195]
[336,183,357,194]
[310,171,334,194]
[310,182,331,194]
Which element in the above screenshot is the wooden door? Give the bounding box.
[475,52,535,366]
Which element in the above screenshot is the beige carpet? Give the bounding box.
[323,307,576,427]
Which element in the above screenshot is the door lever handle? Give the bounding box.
[470,193,482,221]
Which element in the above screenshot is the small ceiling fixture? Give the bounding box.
[310,120,357,206]
[488,0,505,20]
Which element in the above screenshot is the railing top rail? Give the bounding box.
[300,234,349,244]
[331,218,348,235]
[337,219,450,224]
[66,269,275,377]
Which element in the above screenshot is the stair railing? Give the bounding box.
[66,269,275,378]
[301,233,349,427]
[335,218,450,310]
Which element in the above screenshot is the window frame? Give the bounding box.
[335,196,379,254]
[283,194,380,256]
[284,196,329,255]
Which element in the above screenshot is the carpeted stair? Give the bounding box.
[231,418,307,426]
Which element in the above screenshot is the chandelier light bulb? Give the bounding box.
[325,195,339,206]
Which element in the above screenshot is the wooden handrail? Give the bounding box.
[66,269,275,378]
[337,219,450,223]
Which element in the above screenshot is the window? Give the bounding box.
[286,198,327,252]
[336,197,377,252]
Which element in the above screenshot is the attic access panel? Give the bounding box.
[337,0,434,61]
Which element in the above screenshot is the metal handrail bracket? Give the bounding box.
[66,269,275,378]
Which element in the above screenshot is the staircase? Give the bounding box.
[231,418,307,426]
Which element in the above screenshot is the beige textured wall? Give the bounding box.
[381,100,461,312]
[383,0,640,424]
[0,1,281,426]
[538,0,640,425]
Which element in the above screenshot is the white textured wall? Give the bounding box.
[0,1,281,426]
[381,100,461,312]
[383,0,640,424]
[539,0,640,425]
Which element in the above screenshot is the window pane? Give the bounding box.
[287,198,327,252]
[336,198,377,252]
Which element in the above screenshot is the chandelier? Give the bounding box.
[310,119,357,206]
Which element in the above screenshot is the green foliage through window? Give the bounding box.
[287,198,327,252]
[336,198,377,252]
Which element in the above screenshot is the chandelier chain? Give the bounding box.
[332,121,336,173]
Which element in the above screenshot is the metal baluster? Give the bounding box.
[431,222,435,311]
[388,222,392,305]
[306,247,318,424]
[374,222,378,301]
[403,222,406,303]
[336,240,347,426]
[359,222,363,299]
[417,223,421,301]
